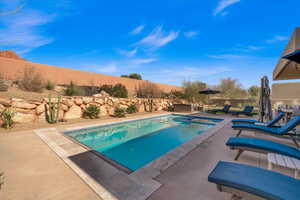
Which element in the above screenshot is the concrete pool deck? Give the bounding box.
[0,112,297,200]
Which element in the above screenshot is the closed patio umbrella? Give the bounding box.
[199,88,220,105]
[259,76,272,122]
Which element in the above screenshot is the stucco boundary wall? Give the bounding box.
[0,96,174,123]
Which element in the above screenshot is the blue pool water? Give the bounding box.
[65,115,222,171]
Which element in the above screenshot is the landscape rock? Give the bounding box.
[74,98,83,105]
[36,104,45,115]
[0,98,11,106]
[64,105,82,119]
[99,106,108,116]
[82,97,93,104]
[13,113,36,123]
[12,102,37,109]
[94,98,104,105]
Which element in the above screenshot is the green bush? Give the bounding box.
[114,107,126,118]
[126,104,137,114]
[18,67,44,92]
[45,80,55,90]
[1,108,15,129]
[64,81,84,96]
[0,172,4,190]
[83,105,100,119]
[112,84,128,98]
[99,84,128,98]
[0,74,8,92]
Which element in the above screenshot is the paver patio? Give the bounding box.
[0,112,296,200]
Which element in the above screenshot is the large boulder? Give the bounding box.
[82,97,93,104]
[74,98,83,105]
[13,113,36,123]
[0,98,11,106]
[36,103,45,115]
[64,105,82,119]
[12,102,37,109]
[99,106,108,116]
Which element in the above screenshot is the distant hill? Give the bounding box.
[0,51,182,95]
[0,50,26,61]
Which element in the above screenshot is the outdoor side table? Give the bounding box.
[268,153,300,178]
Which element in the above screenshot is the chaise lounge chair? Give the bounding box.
[208,161,300,200]
[226,137,300,160]
[207,104,231,114]
[232,116,300,147]
[231,112,285,127]
[228,106,254,116]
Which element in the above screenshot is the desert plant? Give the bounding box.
[112,83,128,98]
[45,80,55,90]
[64,81,84,96]
[0,172,4,191]
[1,108,15,129]
[114,107,126,118]
[83,105,100,119]
[18,67,44,92]
[135,81,162,112]
[44,95,61,124]
[99,84,128,98]
[126,104,137,114]
[0,74,8,92]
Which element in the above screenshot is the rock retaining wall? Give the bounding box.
[0,97,174,123]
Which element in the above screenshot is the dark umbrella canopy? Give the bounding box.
[282,49,300,63]
[259,76,273,122]
[199,88,220,95]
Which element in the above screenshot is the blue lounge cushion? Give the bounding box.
[232,112,285,127]
[232,116,300,136]
[208,161,300,200]
[226,137,300,160]
[232,123,282,135]
[232,119,260,124]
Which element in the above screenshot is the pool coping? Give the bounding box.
[34,113,231,200]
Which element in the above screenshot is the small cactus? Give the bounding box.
[44,94,61,124]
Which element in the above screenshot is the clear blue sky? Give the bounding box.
[1,0,299,88]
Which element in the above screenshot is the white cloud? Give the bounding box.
[92,63,118,73]
[208,54,247,59]
[129,58,156,65]
[213,0,241,16]
[184,31,199,39]
[234,45,264,52]
[130,25,144,35]
[0,7,56,54]
[135,26,179,49]
[118,48,138,57]
[266,35,289,43]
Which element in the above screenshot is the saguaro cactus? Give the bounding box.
[44,95,61,124]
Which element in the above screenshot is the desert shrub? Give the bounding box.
[114,107,126,118]
[83,105,100,119]
[1,108,15,129]
[18,67,44,92]
[121,73,142,80]
[112,83,128,98]
[45,80,55,90]
[167,105,175,112]
[99,84,114,96]
[99,84,128,98]
[126,104,137,114]
[0,79,8,92]
[0,172,4,190]
[64,81,84,96]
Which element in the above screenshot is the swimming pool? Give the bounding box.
[65,114,222,171]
